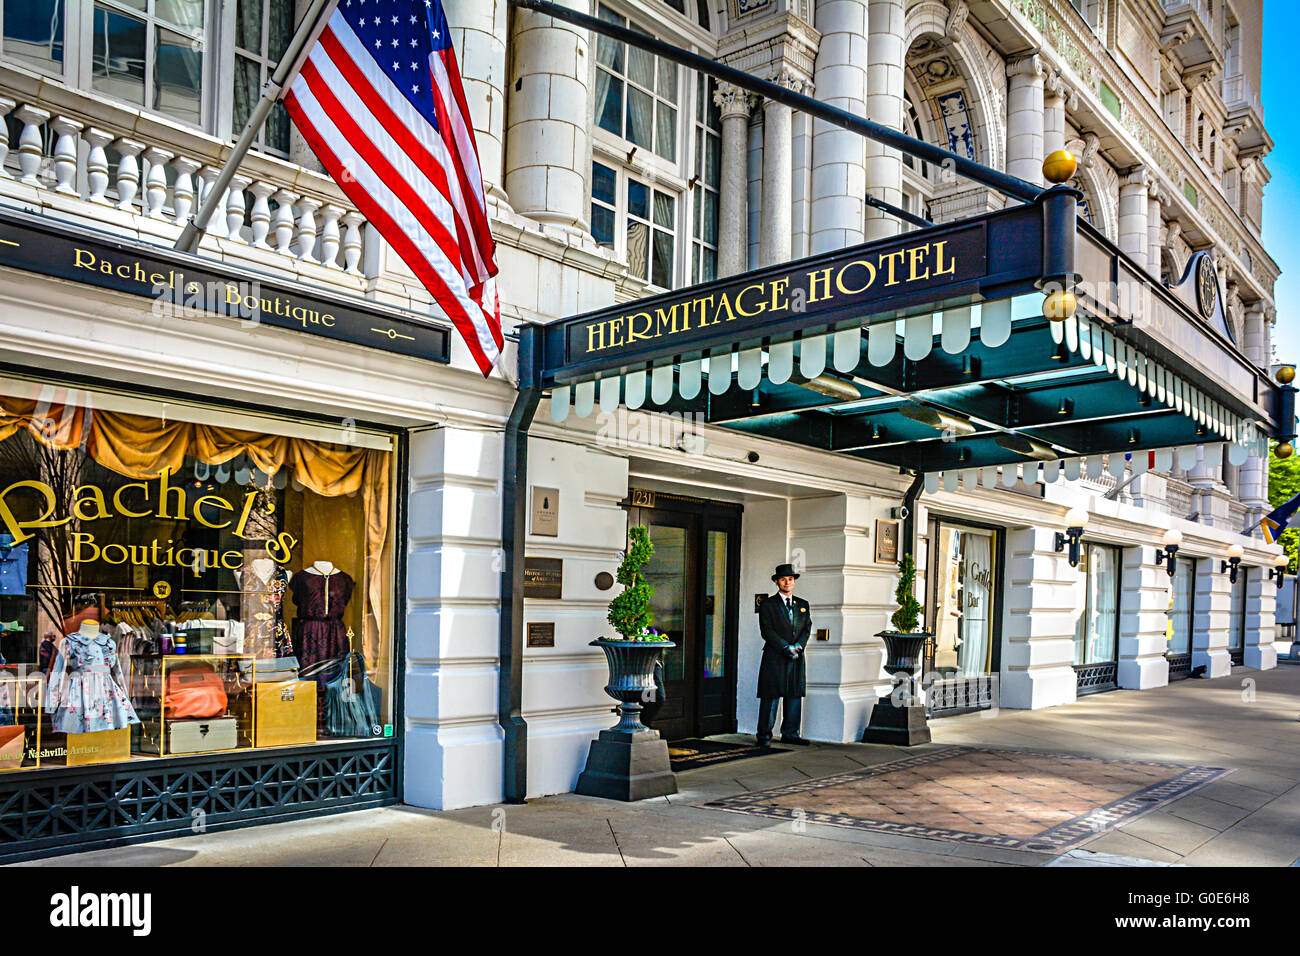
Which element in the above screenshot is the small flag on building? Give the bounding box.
[1261,492,1300,544]
[283,0,503,374]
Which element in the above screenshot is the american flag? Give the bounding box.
[284,0,503,374]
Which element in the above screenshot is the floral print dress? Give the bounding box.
[46,631,140,734]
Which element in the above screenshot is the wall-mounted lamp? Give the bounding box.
[1221,543,1244,584]
[1270,552,1290,588]
[1154,528,1183,577]
[1053,506,1089,568]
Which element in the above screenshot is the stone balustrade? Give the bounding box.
[0,69,372,284]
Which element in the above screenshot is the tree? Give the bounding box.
[607,525,656,640]
[1268,442,1300,571]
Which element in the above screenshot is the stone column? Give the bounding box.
[759,71,799,267]
[1193,556,1232,677]
[1118,167,1149,271]
[865,0,905,240]
[1147,185,1165,280]
[1043,71,1067,158]
[1005,54,1044,187]
[1244,564,1278,669]
[1001,527,1080,709]
[1118,545,1172,689]
[714,83,753,278]
[505,0,590,233]
[1239,303,1272,512]
[446,0,509,203]
[811,0,868,253]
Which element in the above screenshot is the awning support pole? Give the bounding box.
[500,326,540,803]
[509,0,1041,204]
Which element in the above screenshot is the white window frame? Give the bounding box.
[589,0,716,291]
[222,0,294,156]
[0,0,75,80]
[591,157,680,290]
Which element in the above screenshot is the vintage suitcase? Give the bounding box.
[239,680,316,748]
[166,717,238,755]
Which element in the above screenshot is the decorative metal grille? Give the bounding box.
[1167,652,1193,681]
[926,676,995,717]
[0,742,397,862]
[1074,661,1118,695]
[1228,647,1244,666]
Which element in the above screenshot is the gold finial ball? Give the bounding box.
[1278,442,1295,460]
[1043,288,1077,321]
[1042,149,1078,185]
[1277,365,1296,385]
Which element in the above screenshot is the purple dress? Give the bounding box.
[289,569,355,673]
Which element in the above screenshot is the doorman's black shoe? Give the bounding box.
[780,735,810,746]
[755,736,772,748]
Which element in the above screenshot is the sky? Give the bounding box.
[1262,2,1299,364]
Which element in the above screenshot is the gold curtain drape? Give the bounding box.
[0,398,390,666]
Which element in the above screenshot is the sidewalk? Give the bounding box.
[18,664,1300,867]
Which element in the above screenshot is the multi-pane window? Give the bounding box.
[233,0,293,155]
[1169,557,1196,655]
[591,160,676,288]
[91,0,207,127]
[691,77,720,284]
[593,4,678,162]
[0,0,64,73]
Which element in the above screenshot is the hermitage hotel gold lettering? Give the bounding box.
[582,239,960,354]
[72,248,336,329]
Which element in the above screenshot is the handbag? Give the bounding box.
[0,725,23,769]
[165,666,228,719]
[211,628,244,656]
[322,651,381,738]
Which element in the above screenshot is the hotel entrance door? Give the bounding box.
[625,492,741,741]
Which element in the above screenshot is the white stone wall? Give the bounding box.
[1192,555,1233,678]
[1118,546,1173,690]
[520,435,631,798]
[810,0,868,253]
[1001,526,1080,709]
[404,427,508,811]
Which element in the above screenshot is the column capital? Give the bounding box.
[945,0,970,39]
[713,82,753,121]
[1121,165,1150,190]
[1044,69,1070,102]
[768,68,810,96]
[1007,52,1042,80]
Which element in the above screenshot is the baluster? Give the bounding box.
[171,157,199,226]
[142,147,173,218]
[197,166,226,239]
[14,106,51,187]
[50,117,83,195]
[318,204,343,268]
[224,175,250,242]
[295,197,320,263]
[341,211,364,275]
[83,128,113,203]
[0,97,15,177]
[248,182,276,249]
[113,138,144,210]
[272,189,298,255]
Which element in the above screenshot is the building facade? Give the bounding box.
[0,0,1283,857]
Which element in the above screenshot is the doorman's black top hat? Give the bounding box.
[771,563,800,582]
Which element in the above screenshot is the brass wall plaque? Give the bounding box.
[816,628,830,642]
[523,557,563,599]
[594,571,615,591]
[531,486,559,537]
[754,593,766,613]
[630,488,656,508]
[527,622,555,648]
[875,519,900,564]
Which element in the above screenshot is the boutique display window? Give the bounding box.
[0,376,396,770]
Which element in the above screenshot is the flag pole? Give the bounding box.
[175,0,340,253]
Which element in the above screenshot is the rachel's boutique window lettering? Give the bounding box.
[0,376,395,770]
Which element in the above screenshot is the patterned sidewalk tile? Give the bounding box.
[699,746,1232,853]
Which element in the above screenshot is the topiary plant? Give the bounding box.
[607,526,666,641]
[890,552,924,633]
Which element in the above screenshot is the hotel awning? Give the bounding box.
[522,192,1287,482]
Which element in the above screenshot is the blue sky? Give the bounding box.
[1262,2,1297,364]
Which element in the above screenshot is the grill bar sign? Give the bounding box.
[564,222,986,366]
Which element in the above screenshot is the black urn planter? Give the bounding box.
[861,630,932,746]
[575,639,679,801]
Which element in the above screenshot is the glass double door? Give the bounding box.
[627,499,740,741]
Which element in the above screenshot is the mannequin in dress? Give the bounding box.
[291,560,354,673]
[237,558,293,658]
